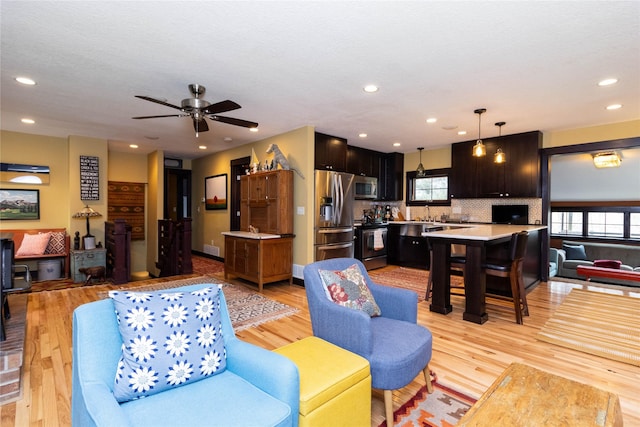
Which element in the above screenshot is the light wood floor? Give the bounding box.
[1,270,639,426]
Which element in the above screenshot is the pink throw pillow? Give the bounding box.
[16,232,52,256]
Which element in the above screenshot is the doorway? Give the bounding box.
[164,168,192,221]
[230,157,251,231]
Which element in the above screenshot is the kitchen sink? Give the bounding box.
[391,222,472,237]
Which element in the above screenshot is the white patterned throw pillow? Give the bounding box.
[109,285,227,402]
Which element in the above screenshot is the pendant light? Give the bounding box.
[416,147,426,177]
[472,108,487,157]
[494,121,506,164]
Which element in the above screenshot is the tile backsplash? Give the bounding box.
[353,198,542,224]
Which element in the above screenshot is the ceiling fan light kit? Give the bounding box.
[132,84,258,137]
[472,108,486,157]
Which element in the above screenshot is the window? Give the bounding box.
[551,211,583,236]
[630,213,640,238]
[406,168,450,206]
[587,212,624,238]
[550,205,640,241]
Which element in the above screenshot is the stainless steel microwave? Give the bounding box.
[354,176,378,200]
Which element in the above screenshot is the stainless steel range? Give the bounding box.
[354,223,388,270]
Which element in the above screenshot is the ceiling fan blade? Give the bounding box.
[132,114,186,119]
[202,100,241,115]
[209,115,258,128]
[193,117,209,133]
[135,95,183,110]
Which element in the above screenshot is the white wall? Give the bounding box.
[550,147,640,201]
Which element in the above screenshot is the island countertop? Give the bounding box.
[425,224,547,241]
[221,231,281,240]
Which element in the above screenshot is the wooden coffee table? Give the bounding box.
[458,363,623,426]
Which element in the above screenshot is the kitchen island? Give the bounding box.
[427,224,547,324]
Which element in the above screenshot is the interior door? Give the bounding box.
[230,157,251,231]
[164,168,191,221]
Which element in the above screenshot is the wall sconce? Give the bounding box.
[592,152,621,168]
[472,108,486,157]
[494,121,506,164]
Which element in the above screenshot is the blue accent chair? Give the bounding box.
[303,258,433,427]
[72,283,300,427]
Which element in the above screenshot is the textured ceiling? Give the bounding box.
[1,1,639,159]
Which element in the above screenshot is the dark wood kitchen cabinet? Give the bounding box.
[387,224,429,269]
[379,152,404,201]
[347,145,380,177]
[315,132,347,172]
[450,131,541,198]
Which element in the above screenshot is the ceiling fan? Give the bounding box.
[132,84,258,137]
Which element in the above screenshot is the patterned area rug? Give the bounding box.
[379,379,476,427]
[537,288,640,366]
[191,255,225,275]
[98,275,298,331]
[368,267,465,302]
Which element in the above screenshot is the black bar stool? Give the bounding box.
[483,231,529,324]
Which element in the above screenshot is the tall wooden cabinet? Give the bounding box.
[225,170,294,291]
[239,170,293,234]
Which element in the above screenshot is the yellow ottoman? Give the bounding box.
[274,336,371,427]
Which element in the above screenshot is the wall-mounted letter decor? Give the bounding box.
[80,155,99,201]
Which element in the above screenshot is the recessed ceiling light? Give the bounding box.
[16,76,36,85]
[393,142,401,147]
[598,78,618,87]
[426,118,437,124]
[363,85,379,93]
[249,127,258,132]
[359,133,367,138]
[224,137,233,142]
[144,135,159,140]
[198,145,207,150]
[21,118,35,124]
[442,125,458,131]
[606,104,622,110]
[129,144,138,149]
[458,130,467,135]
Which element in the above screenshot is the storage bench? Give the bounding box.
[274,336,371,427]
[0,228,70,279]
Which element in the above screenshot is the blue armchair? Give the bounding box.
[72,283,300,427]
[303,258,433,427]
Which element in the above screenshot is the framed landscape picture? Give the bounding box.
[205,174,227,210]
[0,189,40,220]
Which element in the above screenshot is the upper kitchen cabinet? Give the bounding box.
[347,145,381,177]
[450,131,541,198]
[449,140,478,198]
[315,132,347,171]
[379,152,404,201]
[240,170,294,235]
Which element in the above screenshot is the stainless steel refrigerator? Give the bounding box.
[314,170,355,261]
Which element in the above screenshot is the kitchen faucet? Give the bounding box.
[425,205,431,222]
